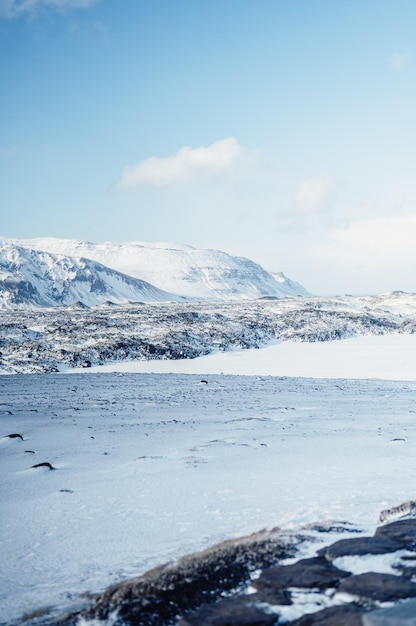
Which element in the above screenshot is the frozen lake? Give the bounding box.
[2,346,416,621]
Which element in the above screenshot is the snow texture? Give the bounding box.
[1,366,416,623]
[1,260,416,624]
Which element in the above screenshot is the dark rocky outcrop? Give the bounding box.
[317,535,402,559]
[25,517,416,626]
[338,571,416,602]
[375,518,416,549]
[178,596,278,626]
[290,604,365,626]
[253,555,349,591]
[79,528,297,626]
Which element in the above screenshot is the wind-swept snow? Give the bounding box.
[1,360,416,622]
[85,333,416,381]
[1,288,416,624]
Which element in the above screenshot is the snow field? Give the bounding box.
[84,333,416,381]
[1,371,416,622]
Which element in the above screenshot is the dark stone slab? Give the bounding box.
[80,528,297,626]
[392,563,416,579]
[253,556,349,591]
[318,536,401,560]
[178,596,278,626]
[338,572,416,602]
[375,519,416,549]
[253,586,292,606]
[289,603,365,626]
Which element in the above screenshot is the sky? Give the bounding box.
[0,0,415,295]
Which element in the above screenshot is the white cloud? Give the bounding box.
[295,177,332,212]
[390,52,412,71]
[0,0,99,19]
[116,137,243,189]
[320,214,416,268]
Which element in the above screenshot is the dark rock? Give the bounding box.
[81,528,297,626]
[178,596,278,625]
[318,536,401,560]
[253,586,292,606]
[392,555,416,579]
[306,522,362,534]
[290,603,365,625]
[393,566,416,580]
[253,556,349,591]
[7,432,23,440]
[379,500,416,523]
[31,462,55,470]
[338,572,416,602]
[375,519,416,549]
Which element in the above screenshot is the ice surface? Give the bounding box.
[85,334,416,381]
[2,356,416,622]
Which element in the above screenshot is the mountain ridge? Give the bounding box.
[0,242,182,308]
[0,237,309,305]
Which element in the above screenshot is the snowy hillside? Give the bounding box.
[0,242,180,308]
[5,237,310,300]
[271,271,310,297]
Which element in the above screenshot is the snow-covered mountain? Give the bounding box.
[0,242,181,308]
[271,271,310,298]
[4,237,310,300]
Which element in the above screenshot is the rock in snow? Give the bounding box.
[30,519,416,626]
[1,292,416,373]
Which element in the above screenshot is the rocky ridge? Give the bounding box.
[0,239,309,304]
[0,242,181,307]
[21,515,416,626]
[1,292,415,374]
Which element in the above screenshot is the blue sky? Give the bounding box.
[1,0,415,294]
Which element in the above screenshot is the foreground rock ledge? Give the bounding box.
[29,519,416,626]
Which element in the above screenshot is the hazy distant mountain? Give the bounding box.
[0,242,180,308]
[270,272,310,297]
[5,237,310,300]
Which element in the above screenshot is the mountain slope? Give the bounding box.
[7,237,310,300]
[0,242,181,308]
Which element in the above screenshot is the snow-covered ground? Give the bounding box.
[84,333,416,381]
[2,293,416,374]
[1,335,416,623]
